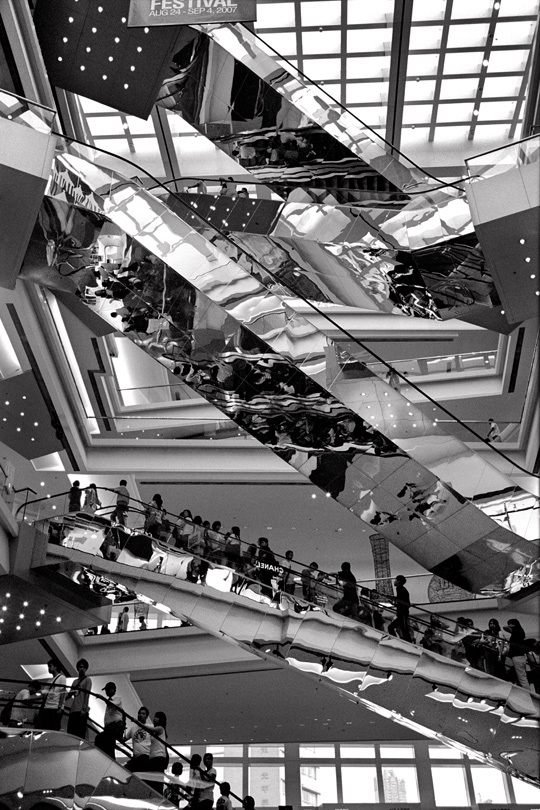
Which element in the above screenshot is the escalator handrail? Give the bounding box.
[0,677,243,802]
[21,487,465,634]
[47,129,539,481]
[38,502,538,659]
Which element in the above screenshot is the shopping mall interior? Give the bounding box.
[0,0,539,808]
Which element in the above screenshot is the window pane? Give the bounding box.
[249,766,285,809]
[380,745,415,758]
[249,746,284,758]
[429,745,463,759]
[300,766,338,807]
[340,744,376,758]
[300,745,335,758]
[432,767,469,806]
[215,766,243,807]
[342,766,379,803]
[382,767,420,803]
[471,767,508,804]
[511,776,540,803]
[207,745,243,757]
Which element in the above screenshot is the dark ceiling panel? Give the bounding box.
[0,370,63,460]
[33,0,183,119]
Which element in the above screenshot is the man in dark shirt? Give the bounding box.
[256,537,280,598]
[388,575,412,642]
[331,562,360,620]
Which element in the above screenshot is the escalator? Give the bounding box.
[12,116,537,596]
[0,727,175,810]
[156,25,496,325]
[32,510,540,787]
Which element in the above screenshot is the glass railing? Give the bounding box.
[364,350,498,382]
[0,87,56,133]
[31,499,539,664]
[465,133,540,181]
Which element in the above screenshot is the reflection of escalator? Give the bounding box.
[16,126,537,595]
[38,134,540,588]
[0,728,175,810]
[40,528,540,788]
[156,25,497,323]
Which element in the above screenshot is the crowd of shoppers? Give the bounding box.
[62,486,540,692]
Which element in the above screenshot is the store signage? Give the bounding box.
[128,0,257,27]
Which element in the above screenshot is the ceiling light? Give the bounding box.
[80,65,85,71]
[137,46,142,52]
[473,109,479,116]
[91,26,97,33]
[115,37,120,42]
[56,617,61,622]
[519,238,526,244]
[58,57,62,61]
[63,37,68,43]
[525,257,531,262]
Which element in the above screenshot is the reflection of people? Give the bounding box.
[385,368,400,391]
[486,418,501,442]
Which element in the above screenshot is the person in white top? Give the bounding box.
[199,752,217,810]
[116,606,130,632]
[37,659,66,731]
[10,681,39,726]
[95,681,124,760]
[146,711,169,794]
[125,706,154,772]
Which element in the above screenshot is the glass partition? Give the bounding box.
[466,133,540,180]
[0,88,56,132]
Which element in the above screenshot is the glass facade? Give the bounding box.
[152,741,540,809]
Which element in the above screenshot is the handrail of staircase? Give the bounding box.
[45,130,540,481]
[0,677,243,801]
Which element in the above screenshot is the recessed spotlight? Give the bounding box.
[130,65,135,71]
[115,37,120,43]
[519,238,526,244]
[34,422,38,426]
[473,109,479,116]
[91,26,97,32]
[63,37,68,43]
[144,26,149,32]
[68,16,74,22]
[108,56,113,61]
[58,56,63,61]
[20,412,24,416]
[16,625,21,631]
[121,16,127,22]
[124,83,129,89]
[56,617,62,622]
[80,65,85,71]
[23,601,28,607]
[36,621,41,627]
[483,59,489,66]
[4,401,9,406]
[86,46,91,52]
[102,75,107,80]
[137,46,142,52]
[525,257,531,262]
[40,609,45,615]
